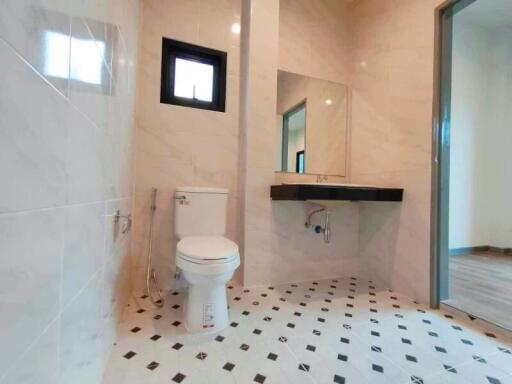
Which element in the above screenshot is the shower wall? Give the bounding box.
[0,1,140,382]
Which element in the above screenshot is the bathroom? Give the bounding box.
[0,0,511,383]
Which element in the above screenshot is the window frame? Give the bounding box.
[160,37,227,112]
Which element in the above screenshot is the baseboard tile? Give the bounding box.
[449,245,512,256]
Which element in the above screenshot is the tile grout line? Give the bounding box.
[0,196,133,218]
[0,265,110,383]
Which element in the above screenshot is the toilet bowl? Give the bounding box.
[176,236,239,333]
[174,187,240,334]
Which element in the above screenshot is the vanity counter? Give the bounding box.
[270,183,403,202]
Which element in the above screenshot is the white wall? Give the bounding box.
[449,22,491,249]
[486,26,512,248]
[450,21,512,250]
[0,0,140,382]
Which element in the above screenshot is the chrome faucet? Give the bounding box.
[316,175,328,183]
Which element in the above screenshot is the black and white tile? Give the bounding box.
[102,277,512,384]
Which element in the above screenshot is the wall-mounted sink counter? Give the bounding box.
[270,183,403,202]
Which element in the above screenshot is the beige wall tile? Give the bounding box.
[349,0,444,303]
[132,0,242,291]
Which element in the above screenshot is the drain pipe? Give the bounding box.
[305,205,331,243]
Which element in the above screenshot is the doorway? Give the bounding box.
[432,0,512,330]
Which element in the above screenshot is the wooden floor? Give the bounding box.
[444,252,512,330]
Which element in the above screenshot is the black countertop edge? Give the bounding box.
[270,184,403,202]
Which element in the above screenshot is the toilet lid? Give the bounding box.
[177,236,239,263]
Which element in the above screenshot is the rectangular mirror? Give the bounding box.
[276,70,349,176]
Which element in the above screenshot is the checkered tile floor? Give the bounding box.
[102,277,512,384]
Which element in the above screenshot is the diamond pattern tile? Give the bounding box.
[102,277,512,384]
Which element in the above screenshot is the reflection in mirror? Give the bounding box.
[280,102,306,173]
[276,70,348,176]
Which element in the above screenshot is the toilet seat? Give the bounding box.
[176,236,239,265]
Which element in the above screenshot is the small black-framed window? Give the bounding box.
[160,37,227,112]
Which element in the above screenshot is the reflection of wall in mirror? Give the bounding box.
[276,70,347,176]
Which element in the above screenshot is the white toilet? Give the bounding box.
[174,187,240,333]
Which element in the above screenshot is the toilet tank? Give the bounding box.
[174,187,228,239]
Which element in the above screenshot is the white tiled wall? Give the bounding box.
[0,0,140,382]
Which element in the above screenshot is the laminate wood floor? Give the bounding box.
[445,252,512,331]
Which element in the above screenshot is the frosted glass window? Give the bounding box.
[45,31,105,85]
[174,58,214,102]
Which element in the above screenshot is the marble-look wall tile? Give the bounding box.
[132,0,242,293]
[0,319,60,384]
[279,0,351,85]
[349,0,443,304]
[0,0,139,382]
[103,198,132,322]
[68,14,111,132]
[60,274,104,384]
[0,0,71,95]
[61,203,105,306]
[0,209,64,375]
[239,0,361,288]
[66,106,106,205]
[0,40,68,213]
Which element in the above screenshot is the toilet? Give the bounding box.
[174,187,240,333]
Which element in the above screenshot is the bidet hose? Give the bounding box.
[146,188,164,308]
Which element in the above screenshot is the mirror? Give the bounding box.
[275,70,349,176]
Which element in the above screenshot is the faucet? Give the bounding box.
[316,175,328,183]
[305,205,331,243]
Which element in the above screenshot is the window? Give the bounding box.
[161,38,227,112]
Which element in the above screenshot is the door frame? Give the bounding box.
[430,0,479,308]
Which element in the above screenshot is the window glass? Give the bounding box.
[174,58,214,102]
[161,38,227,112]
